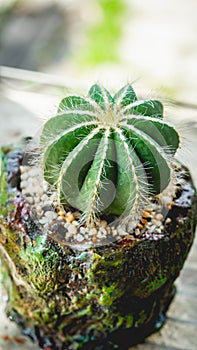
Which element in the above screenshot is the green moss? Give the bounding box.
[0,149,9,218]
[19,237,65,295]
[1,216,196,347]
[20,234,59,272]
[99,283,120,306]
[136,272,168,298]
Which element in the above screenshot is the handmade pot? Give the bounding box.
[0,141,196,350]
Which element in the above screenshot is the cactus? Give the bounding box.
[40,84,179,225]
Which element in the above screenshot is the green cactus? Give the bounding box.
[40,84,179,225]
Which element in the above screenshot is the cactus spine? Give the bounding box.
[40,84,179,225]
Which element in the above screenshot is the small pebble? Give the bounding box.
[146,221,153,226]
[45,211,57,220]
[64,222,70,229]
[20,166,28,174]
[168,201,175,209]
[152,219,162,227]
[89,228,97,236]
[67,224,77,235]
[57,215,65,221]
[34,197,41,204]
[76,234,84,242]
[145,208,153,213]
[92,236,97,244]
[112,229,117,236]
[26,197,34,204]
[72,220,79,227]
[99,227,107,236]
[80,226,86,235]
[41,194,49,202]
[135,228,141,236]
[137,223,143,230]
[36,188,44,196]
[21,172,28,180]
[141,210,151,218]
[66,213,75,223]
[42,205,52,212]
[43,182,49,192]
[29,168,40,177]
[39,217,50,224]
[43,201,51,207]
[20,180,28,189]
[165,217,172,224]
[36,206,43,215]
[106,227,111,234]
[101,220,107,228]
[148,225,156,233]
[124,234,134,240]
[58,210,66,217]
[97,231,104,239]
[155,213,163,221]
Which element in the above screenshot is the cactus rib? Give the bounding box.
[56,127,102,206]
[121,99,163,117]
[40,83,180,225]
[81,127,112,225]
[112,128,148,219]
[121,122,171,193]
[41,120,98,151]
[120,116,179,153]
[58,96,98,114]
[41,118,99,184]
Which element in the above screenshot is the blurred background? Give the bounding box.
[0,1,197,349]
[0,0,197,93]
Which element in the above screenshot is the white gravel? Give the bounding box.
[19,163,178,246]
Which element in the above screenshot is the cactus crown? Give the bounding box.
[40,84,179,226]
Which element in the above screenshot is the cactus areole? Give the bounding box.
[40,84,179,225]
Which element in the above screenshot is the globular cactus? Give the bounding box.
[40,84,179,225]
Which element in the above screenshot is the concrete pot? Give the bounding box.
[0,143,196,350]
